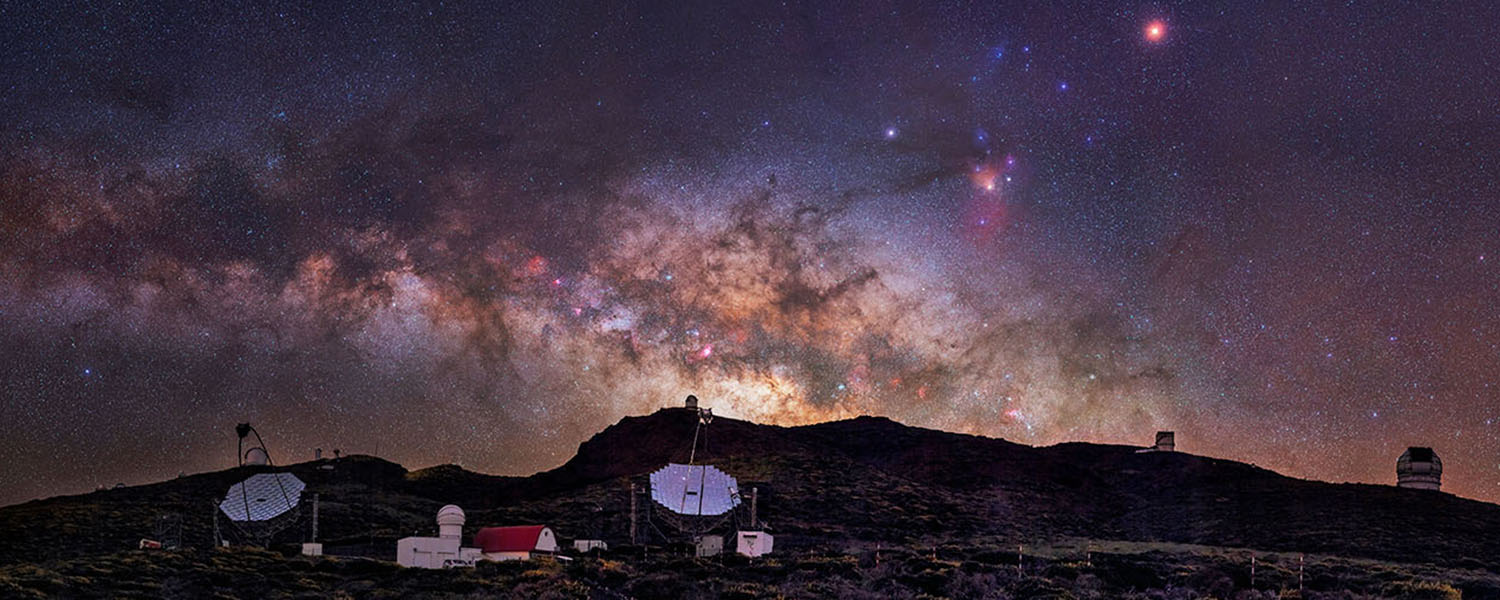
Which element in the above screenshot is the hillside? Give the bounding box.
[1,408,1497,598]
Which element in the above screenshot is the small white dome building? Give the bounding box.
[397,505,482,569]
[1397,447,1441,490]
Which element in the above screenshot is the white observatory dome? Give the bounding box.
[436,504,466,539]
[436,504,466,526]
[1396,447,1442,490]
[244,447,270,466]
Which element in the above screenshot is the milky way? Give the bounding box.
[2,2,1498,506]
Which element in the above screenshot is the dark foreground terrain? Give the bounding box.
[1,409,1497,598]
[1,542,1494,599]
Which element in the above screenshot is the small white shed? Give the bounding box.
[695,535,723,557]
[735,531,773,557]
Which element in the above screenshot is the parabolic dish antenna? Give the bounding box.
[220,473,305,522]
[650,463,741,516]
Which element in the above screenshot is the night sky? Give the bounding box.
[2,2,1498,507]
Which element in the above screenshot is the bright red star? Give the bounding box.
[1145,20,1167,43]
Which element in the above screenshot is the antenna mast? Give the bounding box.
[629,483,638,545]
[750,486,758,529]
[687,406,713,465]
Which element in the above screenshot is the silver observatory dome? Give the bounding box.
[1396,447,1442,491]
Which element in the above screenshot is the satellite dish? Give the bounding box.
[650,463,741,516]
[220,473,305,522]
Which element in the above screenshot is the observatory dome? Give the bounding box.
[436,504,466,539]
[436,504,466,526]
[1396,447,1442,491]
[244,447,270,466]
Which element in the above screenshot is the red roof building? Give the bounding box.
[473,525,559,560]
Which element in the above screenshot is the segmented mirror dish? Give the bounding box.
[649,463,740,516]
[219,473,305,522]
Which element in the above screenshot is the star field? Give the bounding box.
[1,2,1498,506]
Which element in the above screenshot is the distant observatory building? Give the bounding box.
[1135,431,1175,453]
[243,447,270,466]
[1397,447,1442,491]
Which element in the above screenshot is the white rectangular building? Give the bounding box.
[397,504,483,569]
[735,531,773,557]
[396,536,482,568]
